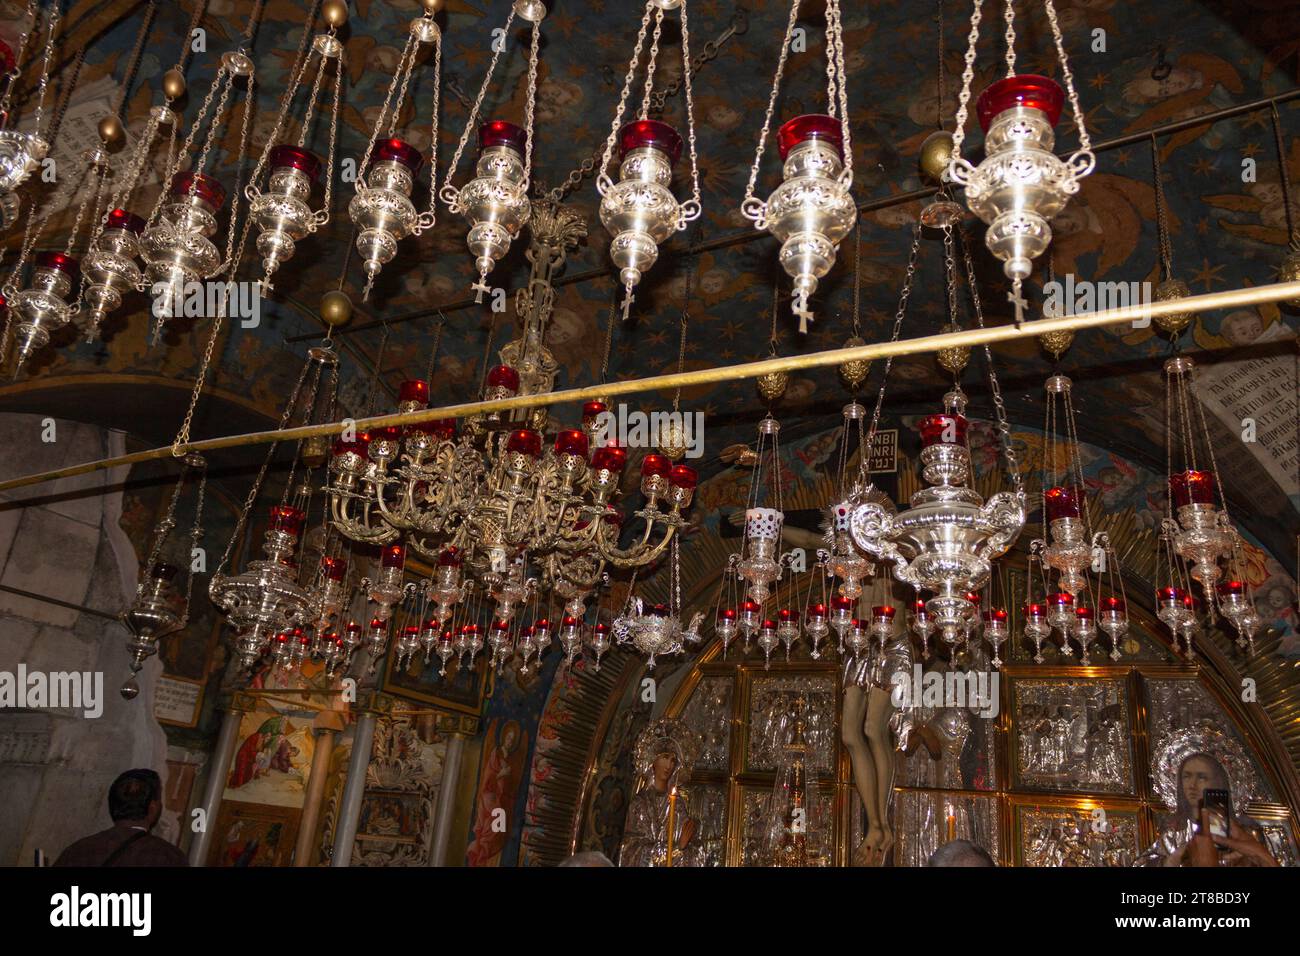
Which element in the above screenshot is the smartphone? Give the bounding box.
[1202,789,1231,848]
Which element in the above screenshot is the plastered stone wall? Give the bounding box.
[0,414,168,865]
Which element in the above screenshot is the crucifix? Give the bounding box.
[472,275,493,304]
[1008,280,1028,328]
[793,292,814,334]
[620,288,635,321]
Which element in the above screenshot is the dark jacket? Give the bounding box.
[53,821,189,867]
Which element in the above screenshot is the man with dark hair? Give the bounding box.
[53,769,189,867]
[926,839,996,867]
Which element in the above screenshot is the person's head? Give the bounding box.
[108,769,163,827]
[1178,752,1229,818]
[651,747,678,790]
[927,839,995,867]
[501,721,520,752]
[558,850,614,868]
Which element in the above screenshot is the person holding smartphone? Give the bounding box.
[1139,751,1280,867]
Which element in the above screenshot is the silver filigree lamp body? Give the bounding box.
[849,394,1025,649]
[595,0,702,318]
[81,209,147,341]
[247,21,346,293]
[348,11,441,299]
[9,251,77,369]
[740,0,853,332]
[440,1,545,298]
[946,0,1095,317]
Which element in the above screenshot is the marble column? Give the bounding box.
[292,728,337,866]
[330,712,376,868]
[188,706,244,866]
[428,732,467,866]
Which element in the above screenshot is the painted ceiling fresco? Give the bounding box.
[1,0,1296,571]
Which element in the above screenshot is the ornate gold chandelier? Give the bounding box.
[327,201,696,634]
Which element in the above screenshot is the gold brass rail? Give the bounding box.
[2,278,1298,494]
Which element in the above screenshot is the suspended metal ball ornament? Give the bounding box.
[1152,278,1193,336]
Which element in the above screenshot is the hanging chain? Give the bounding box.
[1061,380,1094,541]
[741,0,803,224]
[247,0,322,201]
[1151,135,1174,279]
[959,227,1023,491]
[1042,370,1054,539]
[238,0,267,49]
[672,255,695,412]
[30,0,59,139]
[62,156,106,262]
[599,285,617,384]
[948,0,984,166]
[365,322,391,417]
[213,355,314,580]
[678,0,702,215]
[638,5,665,121]
[942,221,961,351]
[522,19,541,185]
[387,25,424,138]
[1043,0,1093,160]
[851,222,862,337]
[138,465,188,600]
[44,45,85,156]
[179,464,208,627]
[279,355,325,503]
[546,4,737,204]
[595,3,654,192]
[0,0,39,117]
[1002,0,1017,78]
[477,311,497,396]
[357,25,421,200]
[416,31,442,231]
[73,161,115,314]
[936,0,946,127]
[861,221,923,475]
[218,70,257,277]
[318,46,345,226]
[147,64,230,227]
[826,0,851,184]
[175,0,209,75]
[424,313,445,387]
[172,315,228,455]
[81,3,165,282]
[1272,103,1299,251]
[442,8,518,206]
[112,2,156,121]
